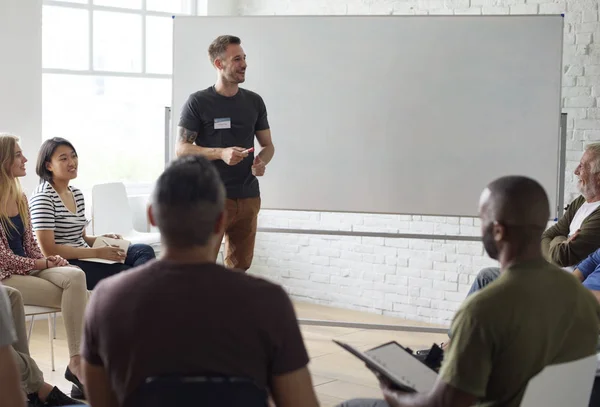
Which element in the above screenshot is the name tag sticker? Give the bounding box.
[214,118,231,129]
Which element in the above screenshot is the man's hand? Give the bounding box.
[376,374,407,407]
[382,386,404,407]
[221,147,248,166]
[47,255,69,268]
[368,366,408,394]
[567,229,580,243]
[252,156,266,176]
[378,373,478,407]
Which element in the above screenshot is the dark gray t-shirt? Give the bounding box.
[178,86,270,199]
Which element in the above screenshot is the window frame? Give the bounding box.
[42,0,195,194]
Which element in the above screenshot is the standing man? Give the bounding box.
[177,34,274,271]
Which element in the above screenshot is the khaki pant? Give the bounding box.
[3,266,89,357]
[4,285,45,394]
[213,197,261,271]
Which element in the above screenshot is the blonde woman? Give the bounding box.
[0,134,88,399]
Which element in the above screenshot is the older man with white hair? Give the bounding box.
[466,142,600,296]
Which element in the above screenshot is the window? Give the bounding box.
[147,0,194,14]
[42,1,196,192]
[94,0,142,9]
[43,74,171,187]
[146,16,173,75]
[93,11,142,72]
[42,7,89,70]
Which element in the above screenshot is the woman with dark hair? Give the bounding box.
[0,134,88,400]
[29,137,156,292]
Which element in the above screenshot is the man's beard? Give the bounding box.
[578,176,598,200]
[225,70,245,84]
[482,223,499,260]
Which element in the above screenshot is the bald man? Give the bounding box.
[338,176,600,407]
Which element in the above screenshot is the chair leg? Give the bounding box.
[27,316,34,344]
[53,313,56,339]
[47,314,55,372]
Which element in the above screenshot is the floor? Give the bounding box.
[28,302,449,406]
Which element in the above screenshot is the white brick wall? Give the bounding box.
[237,0,600,325]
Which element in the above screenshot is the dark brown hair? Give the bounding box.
[151,155,225,247]
[208,35,241,64]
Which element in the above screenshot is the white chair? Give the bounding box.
[24,305,59,371]
[519,354,597,407]
[91,182,161,251]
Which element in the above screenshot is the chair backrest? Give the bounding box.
[129,375,269,407]
[91,182,134,236]
[520,354,597,407]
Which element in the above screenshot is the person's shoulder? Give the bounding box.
[468,261,587,309]
[512,260,581,291]
[117,260,159,284]
[70,185,84,197]
[224,266,290,300]
[227,265,281,287]
[239,87,264,101]
[32,181,53,195]
[458,283,501,318]
[189,87,215,100]
[93,260,159,301]
[567,195,586,212]
[30,183,54,201]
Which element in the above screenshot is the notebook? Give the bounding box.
[333,340,438,393]
[80,237,130,264]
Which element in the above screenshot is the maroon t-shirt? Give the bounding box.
[81,260,309,406]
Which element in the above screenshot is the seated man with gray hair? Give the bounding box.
[468,142,600,296]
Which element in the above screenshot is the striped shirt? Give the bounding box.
[29,182,89,248]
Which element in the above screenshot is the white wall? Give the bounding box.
[232,0,600,325]
[207,0,239,15]
[0,0,42,195]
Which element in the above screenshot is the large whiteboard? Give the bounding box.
[172,15,564,217]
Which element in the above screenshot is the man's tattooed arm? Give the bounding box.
[175,126,222,161]
[178,127,198,144]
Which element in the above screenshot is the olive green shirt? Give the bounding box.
[542,196,600,267]
[439,258,600,407]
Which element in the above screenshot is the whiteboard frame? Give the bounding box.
[170,14,565,220]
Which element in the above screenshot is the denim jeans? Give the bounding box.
[125,243,157,267]
[70,243,156,290]
[466,267,501,297]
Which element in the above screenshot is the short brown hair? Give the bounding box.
[208,35,241,64]
[151,155,225,247]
